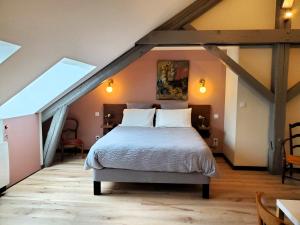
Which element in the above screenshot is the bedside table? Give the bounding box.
[196,125,211,138]
[102,124,114,135]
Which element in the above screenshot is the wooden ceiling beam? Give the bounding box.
[42,0,221,122]
[43,105,69,167]
[182,23,197,31]
[287,81,300,101]
[42,45,154,122]
[137,29,300,45]
[268,0,290,174]
[204,45,274,102]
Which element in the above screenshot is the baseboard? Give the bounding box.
[6,166,42,189]
[215,153,267,171]
[212,153,223,157]
[0,186,6,195]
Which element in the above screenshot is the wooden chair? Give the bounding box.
[61,118,84,161]
[281,122,300,184]
[256,192,287,225]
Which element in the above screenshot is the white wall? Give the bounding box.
[192,0,278,167]
[233,48,273,167]
[0,0,193,105]
[223,47,239,163]
[223,47,270,167]
[286,48,300,151]
[235,80,270,166]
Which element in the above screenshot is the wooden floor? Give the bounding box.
[0,156,300,225]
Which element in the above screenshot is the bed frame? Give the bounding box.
[93,104,212,199]
[93,169,210,198]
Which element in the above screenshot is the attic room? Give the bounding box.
[1,0,300,225]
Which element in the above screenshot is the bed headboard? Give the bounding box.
[103,104,127,126]
[103,104,211,128]
[189,104,211,128]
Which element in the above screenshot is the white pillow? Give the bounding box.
[156,108,192,128]
[120,108,155,127]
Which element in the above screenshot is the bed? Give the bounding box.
[84,104,217,198]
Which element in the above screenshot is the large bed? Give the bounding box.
[84,104,217,198]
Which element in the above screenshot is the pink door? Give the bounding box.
[5,114,41,186]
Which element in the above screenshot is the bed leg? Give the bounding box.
[202,184,209,199]
[94,181,101,195]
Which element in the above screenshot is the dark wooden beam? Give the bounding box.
[268,0,290,174]
[269,44,289,174]
[287,81,300,101]
[157,0,222,30]
[291,44,300,48]
[42,45,154,122]
[137,29,300,45]
[204,45,274,102]
[44,105,69,167]
[182,23,197,31]
[42,0,220,121]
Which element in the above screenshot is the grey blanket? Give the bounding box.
[84,126,217,176]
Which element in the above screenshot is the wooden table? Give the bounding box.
[276,199,300,225]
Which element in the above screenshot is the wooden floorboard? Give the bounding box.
[0,157,299,225]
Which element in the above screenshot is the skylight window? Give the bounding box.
[0,58,96,119]
[0,40,21,64]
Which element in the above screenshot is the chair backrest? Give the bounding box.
[256,192,286,225]
[61,118,79,140]
[289,122,300,155]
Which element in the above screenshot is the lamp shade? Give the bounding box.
[106,86,113,93]
[199,86,207,94]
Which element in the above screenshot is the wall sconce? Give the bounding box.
[284,9,293,20]
[199,79,207,94]
[106,79,113,93]
[282,0,294,21]
[283,9,293,20]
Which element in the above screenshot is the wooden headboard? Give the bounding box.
[103,104,127,126]
[103,104,211,128]
[189,104,211,128]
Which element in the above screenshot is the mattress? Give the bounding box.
[84,126,217,176]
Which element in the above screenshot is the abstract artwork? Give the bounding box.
[156,60,189,100]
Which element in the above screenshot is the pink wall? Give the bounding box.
[69,50,226,151]
[5,114,41,186]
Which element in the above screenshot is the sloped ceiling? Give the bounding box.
[0,0,193,104]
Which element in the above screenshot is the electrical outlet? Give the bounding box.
[95,135,100,141]
[213,138,219,147]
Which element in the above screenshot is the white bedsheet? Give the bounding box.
[84,126,217,176]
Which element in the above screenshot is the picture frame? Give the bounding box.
[156,60,189,100]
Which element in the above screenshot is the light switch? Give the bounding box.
[95,112,100,117]
[239,101,247,108]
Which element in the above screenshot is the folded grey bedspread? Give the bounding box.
[84,126,217,176]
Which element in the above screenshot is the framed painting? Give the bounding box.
[156,60,189,100]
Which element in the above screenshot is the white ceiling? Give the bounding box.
[0,0,194,106]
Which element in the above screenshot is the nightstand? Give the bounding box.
[196,125,211,138]
[102,124,114,135]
